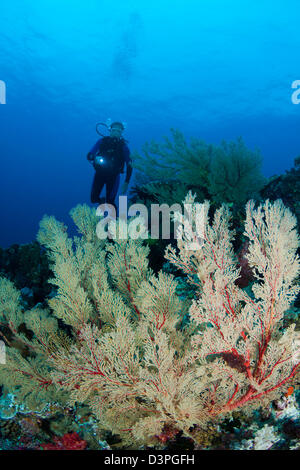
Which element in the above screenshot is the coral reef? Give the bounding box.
[41,432,87,450]
[131,129,266,208]
[0,195,299,449]
[130,129,268,272]
[260,156,300,229]
[0,242,52,306]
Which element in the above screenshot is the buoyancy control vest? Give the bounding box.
[95,136,126,173]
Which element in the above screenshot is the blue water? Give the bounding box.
[0,0,299,248]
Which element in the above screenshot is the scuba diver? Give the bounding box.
[87,120,133,206]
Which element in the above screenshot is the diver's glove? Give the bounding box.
[121,182,129,194]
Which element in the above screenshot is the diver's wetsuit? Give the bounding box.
[87,136,132,205]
